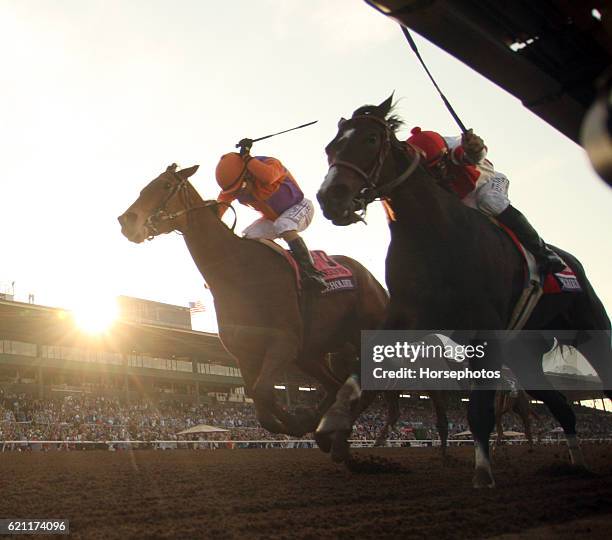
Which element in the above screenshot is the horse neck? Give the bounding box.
[386,145,471,230]
[181,183,244,285]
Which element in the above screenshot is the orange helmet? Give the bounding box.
[215,152,249,194]
[406,127,448,165]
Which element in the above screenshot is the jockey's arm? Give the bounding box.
[445,134,488,166]
[245,156,286,185]
[216,190,236,218]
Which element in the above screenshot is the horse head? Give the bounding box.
[118,163,200,243]
[317,94,419,226]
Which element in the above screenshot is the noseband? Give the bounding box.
[327,115,421,210]
[144,165,236,239]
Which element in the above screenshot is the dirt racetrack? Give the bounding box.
[1,444,611,539]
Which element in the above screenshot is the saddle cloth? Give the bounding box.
[257,240,356,294]
[494,222,581,294]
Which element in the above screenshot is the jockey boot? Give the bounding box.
[497,205,566,275]
[288,237,328,291]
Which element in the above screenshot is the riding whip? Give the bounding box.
[400,25,468,134]
[236,120,318,155]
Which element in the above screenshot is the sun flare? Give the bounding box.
[71,296,119,334]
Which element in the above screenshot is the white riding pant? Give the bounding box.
[463,171,511,216]
[242,197,315,240]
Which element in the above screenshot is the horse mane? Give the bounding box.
[352,104,404,134]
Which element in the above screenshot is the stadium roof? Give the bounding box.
[365,0,612,144]
[0,299,232,364]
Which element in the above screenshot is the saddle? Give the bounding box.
[257,240,356,294]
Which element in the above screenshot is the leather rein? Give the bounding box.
[144,165,237,239]
[326,114,421,216]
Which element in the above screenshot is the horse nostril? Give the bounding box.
[326,184,351,203]
[118,212,136,230]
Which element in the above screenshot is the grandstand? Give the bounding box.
[1,295,607,407]
[1,293,610,451]
[0,296,244,404]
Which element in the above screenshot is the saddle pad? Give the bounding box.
[492,220,581,294]
[311,250,356,294]
[543,267,582,294]
[255,240,355,294]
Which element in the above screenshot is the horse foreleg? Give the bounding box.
[494,393,509,451]
[253,400,292,434]
[468,388,496,488]
[315,374,362,462]
[430,390,448,458]
[374,392,400,447]
[295,351,344,433]
[509,354,585,467]
[251,336,311,437]
[514,394,535,450]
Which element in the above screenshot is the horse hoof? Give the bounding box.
[472,467,495,489]
[331,430,351,463]
[314,431,332,454]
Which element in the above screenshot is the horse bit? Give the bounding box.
[326,114,421,219]
[144,164,236,239]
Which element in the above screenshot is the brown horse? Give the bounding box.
[316,96,612,487]
[117,163,390,439]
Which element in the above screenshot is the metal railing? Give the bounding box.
[2,438,611,451]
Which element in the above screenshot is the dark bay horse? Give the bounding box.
[117,163,390,440]
[316,96,612,487]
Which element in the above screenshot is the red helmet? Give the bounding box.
[407,127,448,164]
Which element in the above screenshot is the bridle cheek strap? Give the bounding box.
[144,171,237,239]
[327,118,421,206]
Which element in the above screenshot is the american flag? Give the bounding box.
[188,300,205,313]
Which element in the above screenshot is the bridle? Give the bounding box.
[143,164,237,239]
[326,114,421,217]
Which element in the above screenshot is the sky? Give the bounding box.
[1,0,611,333]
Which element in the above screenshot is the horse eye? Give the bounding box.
[164,182,172,189]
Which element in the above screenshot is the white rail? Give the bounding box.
[2,438,611,451]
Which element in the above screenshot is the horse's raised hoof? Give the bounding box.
[331,430,351,463]
[315,406,352,435]
[472,467,496,489]
[314,431,332,454]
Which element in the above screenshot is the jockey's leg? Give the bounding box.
[276,199,327,291]
[474,174,564,274]
[282,232,327,291]
[242,217,277,239]
[496,206,566,274]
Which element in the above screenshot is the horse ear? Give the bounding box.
[338,117,347,128]
[377,92,395,117]
[178,165,199,178]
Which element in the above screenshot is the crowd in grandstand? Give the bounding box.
[1,389,610,450]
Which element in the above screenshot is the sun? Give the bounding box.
[71,296,119,334]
